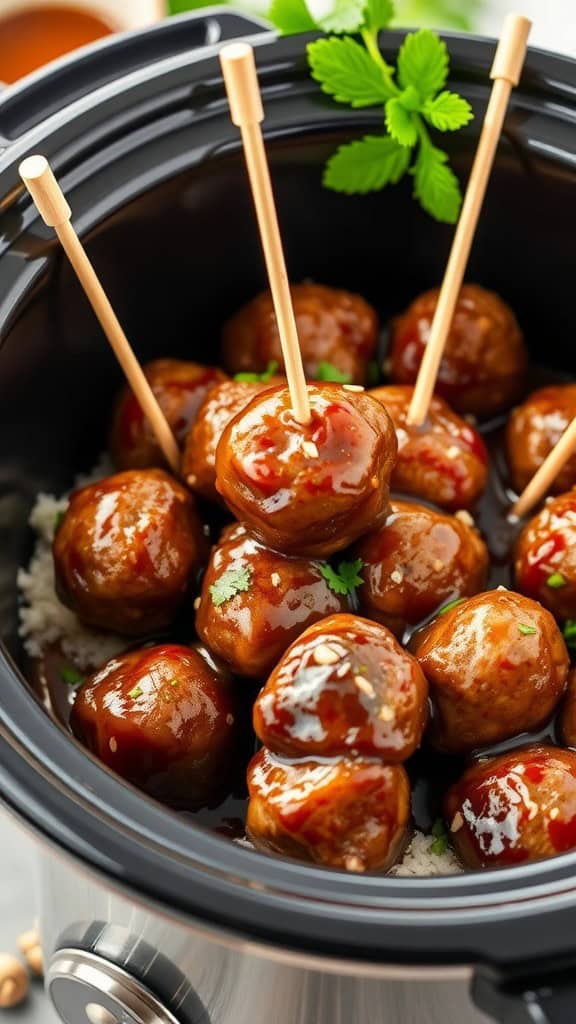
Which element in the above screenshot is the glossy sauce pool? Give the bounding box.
[0,6,113,84]
[25,375,571,849]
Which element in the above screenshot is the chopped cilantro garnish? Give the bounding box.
[547,572,567,589]
[563,620,576,650]
[210,566,252,606]
[319,559,364,597]
[60,666,85,686]
[437,597,466,616]
[518,623,537,636]
[315,361,353,384]
[128,685,143,699]
[234,361,279,383]
[430,818,448,855]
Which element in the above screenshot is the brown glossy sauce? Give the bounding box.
[0,6,113,84]
[27,369,573,843]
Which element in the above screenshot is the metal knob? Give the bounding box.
[48,949,183,1024]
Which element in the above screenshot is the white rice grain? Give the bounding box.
[392,831,463,877]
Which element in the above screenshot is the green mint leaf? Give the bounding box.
[324,135,410,194]
[268,0,317,35]
[315,361,352,383]
[423,90,473,131]
[234,360,279,383]
[319,558,365,596]
[385,97,418,147]
[413,142,461,224]
[547,572,567,589]
[518,623,538,636]
[363,0,395,32]
[210,567,252,607]
[60,666,85,686]
[315,0,366,33]
[308,37,394,107]
[397,29,448,100]
[564,620,576,650]
[438,597,466,616]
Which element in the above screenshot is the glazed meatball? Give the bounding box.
[71,644,236,807]
[369,386,488,511]
[414,590,569,754]
[215,384,397,558]
[196,524,348,679]
[445,747,576,868]
[222,283,378,385]
[247,747,410,872]
[182,378,281,503]
[560,668,576,747]
[353,500,488,637]
[254,614,428,761]
[110,359,226,469]
[389,284,527,418]
[507,385,576,496]
[515,491,576,621]
[54,469,206,635]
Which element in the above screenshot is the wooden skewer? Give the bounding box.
[219,43,311,425]
[407,13,532,427]
[510,417,576,520]
[19,155,181,474]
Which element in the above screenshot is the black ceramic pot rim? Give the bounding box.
[1,14,576,966]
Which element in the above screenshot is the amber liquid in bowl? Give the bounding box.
[0,5,113,83]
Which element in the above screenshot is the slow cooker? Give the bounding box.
[0,9,575,1023]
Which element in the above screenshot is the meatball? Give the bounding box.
[222,283,378,386]
[369,386,487,511]
[515,491,576,621]
[388,284,527,417]
[110,359,226,469]
[507,385,576,496]
[182,378,280,503]
[254,614,428,761]
[247,747,410,872]
[71,644,236,807]
[414,590,569,754]
[196,524,348,679]
[444,747,576,868]
[560,668,576,747]
[54,469,206,635]
[215,384,397,558]
[353,500,489,636]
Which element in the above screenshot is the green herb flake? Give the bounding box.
[210,567,252,607]
[54,510,66,531]
[60,666,85,687]
[319,559,364,597]
[234,361,279,384]
[547,572,567,589]
[518,623,538,636]
[128,685,143,700]
[315,361,353,384]
[437,597,465,617]
[430,817,448,855]
[169,678,179,688]
[563,620,576,650]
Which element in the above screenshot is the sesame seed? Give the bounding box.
[378,704,394,722]
[109,737,118,754]
[343,384,364,392]
[186,474,197,486]
[550,807,559,820]
[450,811,464,833]
[313,644,340,666]
[497,584,509,592]
[193,597,201,611]
[355,675,375,697]
[455,510,474,526]
[390,569,403,584]
[302,440,319,459]
[447,446,460,459]
[432,559,444,572]
[344,855,365,873]
[271,572,281,588]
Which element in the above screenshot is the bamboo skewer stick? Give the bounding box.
[407,13,532,427]
[219,42,311,425]
[19,155,181,474]
[510,417,576,520]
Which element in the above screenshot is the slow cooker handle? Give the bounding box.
[0,9,272,144]
[473,964,576,1023]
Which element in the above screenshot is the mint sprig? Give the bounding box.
[268,0,472,223]
[319,558,365,596]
